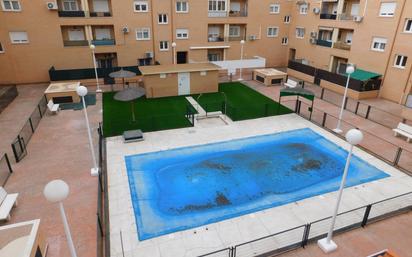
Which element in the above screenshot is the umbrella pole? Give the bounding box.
[131,101,136,122]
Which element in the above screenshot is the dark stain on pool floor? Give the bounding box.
[170,191,232,214]
[292,159,322,172]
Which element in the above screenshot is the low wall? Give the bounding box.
[212,56,266,75]
[286,68,315,84]
[320,80,379,100]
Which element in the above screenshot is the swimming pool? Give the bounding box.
[125,128,389,240]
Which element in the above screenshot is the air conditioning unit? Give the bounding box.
[353,15,363,22]
[313,7,320,15]
[47,2,58,10]
[248,35,257,41]
[310,31,317,38]
[309,38,317,44]
[145,52,154,58]
[122,27,129,34]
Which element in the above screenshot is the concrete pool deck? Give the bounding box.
[106,114,412,257]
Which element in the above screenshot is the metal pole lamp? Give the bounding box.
[317,128,363,253]
[90,44,102,93]
[172,42,177,64]
[76,85,99,177]
[333,64,355,134]
[238,40,245,81]
[44,180,78,257]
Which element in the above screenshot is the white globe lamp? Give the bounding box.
[76,85,88,97]
[345,129,363,145]
[44,180,69,203]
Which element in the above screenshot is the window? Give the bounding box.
[0,42,4,53]
[68,29,85,41]
[281,37,288,45]
[160,73,166,78]
[136,28,150,40]
[1,0,20,11]
[394,55,408,68]
[158,14,168,24]
[404,19,412,32]
[134,1,148,12]
[200,71,207,76]
[371,37,387,51]
[229,26,240,37]
[159,41,169,51]
[62,0,78,11]
[296,27,305,38]
[95,28,111,40]
[176,1,188,13]
[209,0,226,11]
[284,15,290,23]
[379,2,396,17]
[9,31,28,44]
[299,4,308,14]
[269,4,280,14]
[267,27,279,37]
[176,28,189,39]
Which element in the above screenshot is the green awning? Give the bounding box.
[346,69,381,81]
[280,87,315,101]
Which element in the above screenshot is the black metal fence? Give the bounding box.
[97,123,110,257]
[49,66,141,81]
[301,83,412,129]
[11,96,48,162]
[0,154,13,186]
[199,191,412,257]
[0,85,18,114]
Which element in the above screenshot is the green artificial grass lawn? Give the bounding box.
[103,82,293,137]
[196,82,293,121]
[103,93,196,137]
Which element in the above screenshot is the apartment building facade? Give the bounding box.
[0,0,411,104]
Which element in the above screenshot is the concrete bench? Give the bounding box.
[284,78,298,88]
[0,187,18,222]
[393,122,412,143]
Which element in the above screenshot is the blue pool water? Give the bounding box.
[125,128,389,240]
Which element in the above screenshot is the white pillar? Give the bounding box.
[59,202,78,257]
[334,65,355,134]
[81,95,99,176]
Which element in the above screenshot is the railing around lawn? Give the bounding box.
[11,95,48,163]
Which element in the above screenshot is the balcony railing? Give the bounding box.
[229,10,247,17]
[320,13,337,20]
[91,39,115,46]
[316,39,333,47]
[208,36,224,42]
[208,11,227,17]
[333,41,351,50]
[58,10,86,17]
[63,40,89,47]
[90,12,112,17]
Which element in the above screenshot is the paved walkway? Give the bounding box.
[277,212,412,257]
[0,84,47,160]
[2,84,101,257]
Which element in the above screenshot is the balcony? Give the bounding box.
[63,40,89,47]
[320,13,337,20]
[229,0,248,17]
[333,41,351,50]
[229,10,247,17]
[316,39,333,47]
[90,11,111,17]
[91,39,115,46]
[208,36,224,42]
[88,0,112,17]
[58,10,85,17]
[208,11,227,17]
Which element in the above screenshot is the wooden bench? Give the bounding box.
[284,78,298,88]
[0,187,18,221]
[393,122,412,143]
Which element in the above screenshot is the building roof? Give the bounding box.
[139,63,220,75]
[348,69,381,81]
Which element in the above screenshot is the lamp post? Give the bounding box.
[172,42,177,64]
[44,180,78,257]
[318,129,363,253]
[333,64,355,134]
[90,44,102,93]
[238,40,245,81]
[76,85,99,177]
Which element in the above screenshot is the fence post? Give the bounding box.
[38,104,43,118]
[322,112,327,127]
[393,147,403,166]
[320,88,325,99]
[365,105,371,119]
[343,97,348,110]
[4,154,13,174]
[361,205,372,227]
[355,102,360,115]
[97,213,104,237]
[301,223,311,248]
[28,118,35,133]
